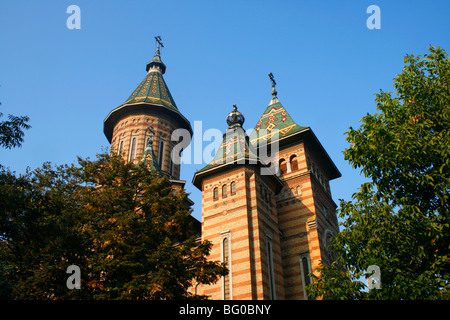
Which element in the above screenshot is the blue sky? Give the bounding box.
[1,0,449,221]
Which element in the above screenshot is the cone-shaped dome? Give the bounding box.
[195,105,258,174]
[103,44,192,143]
[249,74,307,148]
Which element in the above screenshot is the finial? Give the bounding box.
[268,72,277,98]
[155,36,164,52]
[226,104,245,128]
[268,72,276,87]
[146,36,167,74]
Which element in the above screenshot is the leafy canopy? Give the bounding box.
[307,45,450,300]
[0,107,30,149]
[0,153,227,299]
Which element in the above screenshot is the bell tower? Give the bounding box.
[250,74,342,299]
[193,105,285,300]
[194,74,342,300]
[103,37,192,181]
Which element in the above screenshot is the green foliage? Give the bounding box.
[0,110,30,149]
[0,153,227,299]
[307,45,450,300]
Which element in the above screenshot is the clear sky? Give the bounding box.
[1,0,449,222]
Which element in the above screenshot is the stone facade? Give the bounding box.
[110,113,181,179]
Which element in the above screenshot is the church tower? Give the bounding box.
[194,74,341,300]
[193,105,285,299]
[103,40,341,299]
[250,75,341,299]
[103,38,192,183]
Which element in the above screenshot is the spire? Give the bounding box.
[249,73,307,147]
[123,36,177,111]
[104,36,193,144]
[146,36,167,74]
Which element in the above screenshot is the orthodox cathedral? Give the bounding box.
[103,40,341,300]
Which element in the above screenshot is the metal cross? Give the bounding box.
[268,72,276,87]
[155,36,164,50]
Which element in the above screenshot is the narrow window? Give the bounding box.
[213,187,219,201]
[279,159,287,175]
[222,184,227,198]
[222,236,231,300]
[169,157,174,176]
[290,155,298,171]
[158,139,165,170]
[297,185,302,196]
[230,181,236,195]
[129,136,137,162]
[118,140,124,155]
[168,145,174,176]
[267,238,276,299]
[299,253,312,300]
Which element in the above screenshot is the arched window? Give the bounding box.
[230,181,236,195]
[169,155,174,176]
[222,236,231,299]
[222,184,227,198]
[158,139,165,170]
[279,158,287,175]
[129,136,137,162]
[266,238,276,299]
[290,155,298,171]
[213,187,219,201]
[302,256,311,286]
[323,229,336,262]
[299,253,312,300]
[297,185,302,196]
[118,140,124,155]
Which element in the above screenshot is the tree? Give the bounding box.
[307,45,450,299]
[0,153,227,299]
[0,106,30,149]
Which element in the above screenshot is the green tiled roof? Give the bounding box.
[104,49,193,143]
[192,104,286,192]
[123,70,178,111]
[197,127,259,174]
[196,105,260,174]
[249,97,307,147]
